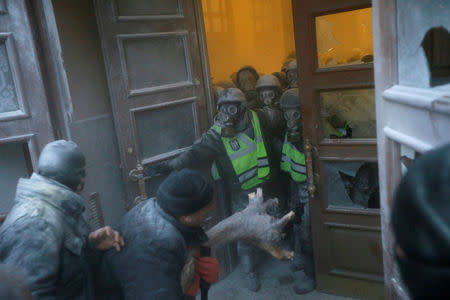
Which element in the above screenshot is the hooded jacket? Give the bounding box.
[0,173,96,300]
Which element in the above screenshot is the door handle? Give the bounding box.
[128,163,148,206]
[304,139,316,198]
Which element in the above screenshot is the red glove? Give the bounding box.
[194,253,220,284]
[185,273,200,297]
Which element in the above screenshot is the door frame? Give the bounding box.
[193,0,215,124]
[372,0,403,298]
[292,0,384,298]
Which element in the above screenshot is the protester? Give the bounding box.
[0,140,124,300]
[103,168,219,299]
[391,143,450,299]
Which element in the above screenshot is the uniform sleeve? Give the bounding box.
[0,217,62,300]
[169,128,220,171]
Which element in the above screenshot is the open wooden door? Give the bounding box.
[373,0,450,298]
[94,0,212,206]
[293,1,384,298]
[0,0,54,217]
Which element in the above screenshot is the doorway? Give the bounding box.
[293,1,383,299]
[201,0,383,299]
[93,0,383,298]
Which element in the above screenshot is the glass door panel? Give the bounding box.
[315,8,373,69]
[320,88,376,139]
[324,161,379,209]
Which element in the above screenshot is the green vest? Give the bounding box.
[326,120,350,138]
[211,110,270,190]
[280,134,307,182]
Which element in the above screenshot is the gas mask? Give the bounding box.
[258,89,277,107]
[284,109,302,142]
[218,103,246,137]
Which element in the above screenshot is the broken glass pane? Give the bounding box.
[325,161,380,209]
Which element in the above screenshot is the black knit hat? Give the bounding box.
[391,143,450,298]
[156,169,213,216]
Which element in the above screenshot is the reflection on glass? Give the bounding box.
[320,88,376,139]
[325,162,379,209]
[315,8,373,68]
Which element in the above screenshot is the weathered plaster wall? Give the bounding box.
[52,0,126,225]
[397,0,450,91]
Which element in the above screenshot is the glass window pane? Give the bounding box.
[325,161,379,209]
[122,35,189,92]
[315,8,373,69]
[135,102,196,160]
[320,88,376,139]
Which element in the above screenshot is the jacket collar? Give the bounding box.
[154,199,208,248]
[15,173,85,219]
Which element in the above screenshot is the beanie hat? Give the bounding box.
[156,169,213,216]
[391,143,450,298]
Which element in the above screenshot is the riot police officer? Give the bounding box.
[255,74,283,109]
[149,88,277,291]
[279,89,316,294]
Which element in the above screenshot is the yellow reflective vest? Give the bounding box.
[211,110,270,190]
[280,133,307,182]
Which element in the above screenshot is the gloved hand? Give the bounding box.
[144,161,172,176]
[193,253,220,284]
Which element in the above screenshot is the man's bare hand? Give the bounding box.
[88,226,125,252]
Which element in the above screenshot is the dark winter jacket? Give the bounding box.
[0,173,97,300]
[103,198,207,300]
[169,109,283,189]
